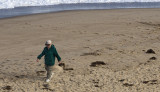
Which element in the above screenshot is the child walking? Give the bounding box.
[37,40,61,82]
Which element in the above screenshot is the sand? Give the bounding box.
[0,8,160,92]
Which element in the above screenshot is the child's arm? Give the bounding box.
[37,48,45,61]
[54,47,61,63]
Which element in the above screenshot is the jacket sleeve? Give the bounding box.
[54,47,61,62]
[37,48,45,59]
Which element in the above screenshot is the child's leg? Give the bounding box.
[45,65,49,79]
[48,66,54,79]
[45,65,54,79]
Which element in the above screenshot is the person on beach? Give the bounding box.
[36,40,61,82]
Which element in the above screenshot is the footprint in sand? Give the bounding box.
[81,50,101,56]
[94,33,99,35]
[42,84,55,91]
[24,58,30,60]
[6,59,10,61]
[36,71,46,76]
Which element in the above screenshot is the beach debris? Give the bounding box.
[15,75,26,78]
[119,79,125,82]
[90,61,106,67]
[146,49,155,54]
[142,80,158,85]
[64,68,74,71]
[150,80,158,85]
[81,51,101,56]
[151,80,157,83]
[123,83,134,87]
[2,85,12,90]
[36,71,46,76]
[142,81,149,84]
[149,57,157,60]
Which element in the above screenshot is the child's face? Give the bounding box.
[45,44,51,49]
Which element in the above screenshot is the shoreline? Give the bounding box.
[0,8,160,20]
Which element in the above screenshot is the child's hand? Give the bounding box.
[36,59,39,62]
[58,61,62,64]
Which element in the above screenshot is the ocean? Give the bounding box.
[0,2,160,19]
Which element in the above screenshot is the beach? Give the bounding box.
[0,8,160,92]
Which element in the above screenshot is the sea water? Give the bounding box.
[0,2,160,19]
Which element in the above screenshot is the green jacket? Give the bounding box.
[37,44,61,66]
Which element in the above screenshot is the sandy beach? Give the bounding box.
[0,8,160,92]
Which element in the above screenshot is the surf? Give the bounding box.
[1,0,160,9]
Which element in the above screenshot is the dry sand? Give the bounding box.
[0,8,160,92]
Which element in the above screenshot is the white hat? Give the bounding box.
[45,40,52,45]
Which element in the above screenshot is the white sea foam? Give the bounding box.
[0,0,160,9]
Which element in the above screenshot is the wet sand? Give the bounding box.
[0,8,160,92]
